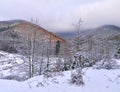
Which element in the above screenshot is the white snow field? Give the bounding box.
[0,51,120,92]
[0,68,120,92]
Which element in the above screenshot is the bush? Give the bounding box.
[43,71,53,78]
[0,43,18,53]
[43,71,64,78]
[53,59,64,72]
[93,59,117,69]
[3,75,27,81]
[70,68,84,85]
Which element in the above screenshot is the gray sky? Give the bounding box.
[0,0,120,32]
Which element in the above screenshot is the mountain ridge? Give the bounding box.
[56,25,120,39]
[0,19,120,40]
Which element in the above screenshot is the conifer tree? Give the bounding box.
[55,41,60,55]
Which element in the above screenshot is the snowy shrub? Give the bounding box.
[70,68,84,85]
[0,43,17,53]
[3,75,27,81]
[52,72,64,77]
[83,59,96,67]
[53,59,64,72]
[115,53,120,59]
[43,71,53,78]
[44,71,64,78]
[93,59,117,69]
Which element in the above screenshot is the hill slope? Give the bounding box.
[0,20,66,55]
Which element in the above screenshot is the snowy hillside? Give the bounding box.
[0,51,28,81]
[0,51,120,92]
[0,67,120,92]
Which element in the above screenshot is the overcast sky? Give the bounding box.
[0,0,120,32]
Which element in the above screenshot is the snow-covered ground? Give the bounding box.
[0,68,120,92]
[0,51,64,81]
[0,51,28,80]
[0,51,120,92]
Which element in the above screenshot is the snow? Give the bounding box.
[0,51,28,80]
[0,68,120,92]
[0,51,25,64]
[116,59,120,65]
[0,51,120,92]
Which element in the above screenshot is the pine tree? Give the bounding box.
[55,41,60,55]
[116,43,120,59]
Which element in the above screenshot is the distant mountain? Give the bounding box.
[0,20,25,28]
[55,32,76,39]
[0,19,66,55]
[80,25,120,39]
[0,19,65,41]
[98,25,120,30]
[57,25,120,39]
[1,20,119,39]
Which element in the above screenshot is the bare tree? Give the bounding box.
[27,18,39,78]
[27,34,32,78]
[72,18,84,69]
[27,30,37,78]
[73,18,83,52]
